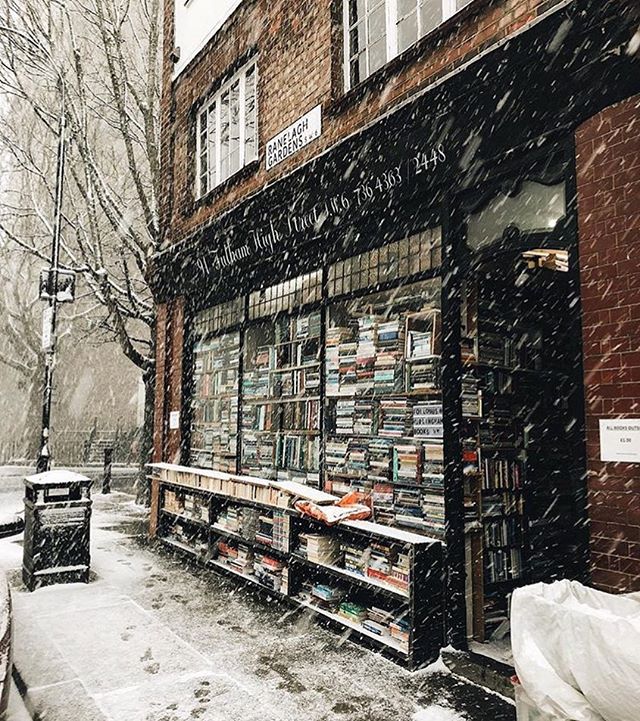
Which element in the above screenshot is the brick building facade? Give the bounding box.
[151,0,640,652]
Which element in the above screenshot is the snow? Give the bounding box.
[413,704,466,721]
[0,487,515,721]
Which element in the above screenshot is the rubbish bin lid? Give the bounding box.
[24,470,91,487]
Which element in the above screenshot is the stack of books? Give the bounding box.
[342,542,367,576]
[392,444,423,485]
[336,400,355,435]
[368,437,393,482]
[299,533,342,565]
[394,487,423,529]
[389,552,410,592]
[379,399,413,437]
[372,482,394,523]
[254,553,287,592]
[338,341,358,394]
[356,317,377,391]
[326,326,353,396]
[389,615,410,649]
[367,543,392,582]
[421,490,446,538]
[217,540,254,575]
[310,582,344,609]
[406,356,440,392]
[462,373,481,417]
[362,606,394,638]
[353,399,375,435]
[255,514,274,546]
[338,601,368,623]
[271,510,289,552]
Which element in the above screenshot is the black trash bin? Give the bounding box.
[22,470,92,591]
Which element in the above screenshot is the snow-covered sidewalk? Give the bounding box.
[0,492,515,721]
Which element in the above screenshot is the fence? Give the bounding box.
[0,427,141,466]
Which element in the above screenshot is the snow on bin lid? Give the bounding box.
[24,470,91,487]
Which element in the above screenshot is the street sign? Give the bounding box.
[41,306,53,351]
[39,268,76,303]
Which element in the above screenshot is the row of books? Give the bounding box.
[296,534,411,594]
[325,437,444,483]
[164,523,208,557]
[484,517,522,549]
[162,490,209,522]
[299,582,410,652]
[480,457,522,491]
[481,490,524,517]
[242,400,320,432]
[485,546,523,583]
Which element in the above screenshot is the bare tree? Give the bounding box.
[0,0,161,498]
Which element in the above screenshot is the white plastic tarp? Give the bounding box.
[511,580,640,721]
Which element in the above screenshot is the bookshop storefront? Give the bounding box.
[151,4,640,652]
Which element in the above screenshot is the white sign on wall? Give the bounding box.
[599,419,640,463]
[266,105,322,171]
[169,411,181,430]
[41,306,53,350]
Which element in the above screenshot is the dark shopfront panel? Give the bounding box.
[152,2,640,648]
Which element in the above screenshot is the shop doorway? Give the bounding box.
[458,171,588,653]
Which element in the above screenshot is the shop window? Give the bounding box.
[328,227,441,297]
[324,278,444,535]
[241,310,322,486]
[197,62,258,197]
[466,180,566,252]
[191,301,242,472]
[193,296,244,337]
[248,270,323,320]
[344,0,473,89]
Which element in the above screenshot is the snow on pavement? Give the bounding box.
[0,490,513,721]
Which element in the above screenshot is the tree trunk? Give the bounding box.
[135,364,156,507]
[23,361,45,465]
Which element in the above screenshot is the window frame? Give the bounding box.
[343,0,471,91]
[196,61,259,198]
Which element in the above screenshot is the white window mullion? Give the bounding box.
[443,0,456,21]
[215,97,221,189]
[239,72,246,169]
[343,0,351,91]
[387,0,398,62]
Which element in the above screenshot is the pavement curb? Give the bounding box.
[11,665,35,720]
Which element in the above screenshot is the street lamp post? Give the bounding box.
[0,24,70,473]
[36,94,67,474]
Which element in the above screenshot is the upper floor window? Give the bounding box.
[197,62,258,198]
[344,0,473,89]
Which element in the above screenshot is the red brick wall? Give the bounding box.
[152,302,168,463]
[151,298,185,465]
[161,0,565,248]
[576,94,640,593]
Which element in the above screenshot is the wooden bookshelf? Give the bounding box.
[152,463,443,670]
[241,311,322,487]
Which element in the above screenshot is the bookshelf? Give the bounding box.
[241,311,322,487]
[460,275,533,642]
[152,462,443,670]
[191,332,240,472]
[323,280,445,538]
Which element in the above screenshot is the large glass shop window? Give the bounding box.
[190,298,243,472]
[325,232,443,537]
[242,273,322,487]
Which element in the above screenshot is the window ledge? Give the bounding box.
[190,159,261,215]
[327,0,496,118]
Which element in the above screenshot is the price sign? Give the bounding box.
[42,306,53,350]
[599,419,640,463]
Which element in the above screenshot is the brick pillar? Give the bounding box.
[152,303,168,464]
[165,298,185,463]
[575,94,640,593]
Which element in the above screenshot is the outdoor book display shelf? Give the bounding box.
[150,462,443,670]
